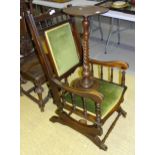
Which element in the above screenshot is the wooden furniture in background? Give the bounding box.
[26,7,129,150]
[25,0,49,16]
[20,0,50,111]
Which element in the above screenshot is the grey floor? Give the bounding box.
[89,16,135,73]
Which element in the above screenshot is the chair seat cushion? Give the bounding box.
[20,53,46,83]
[64,79,126,117]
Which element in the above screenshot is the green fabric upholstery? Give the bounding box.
[45,23,80,76]
[65,79,125,117]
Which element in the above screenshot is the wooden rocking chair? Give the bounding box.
[25,10,129,151]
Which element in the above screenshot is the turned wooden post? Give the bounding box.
[80,16,94,88]
[95,102,101,128]
[63,6,109,89]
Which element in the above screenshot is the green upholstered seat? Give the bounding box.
[65,79,125,117]
[45,23,80,77]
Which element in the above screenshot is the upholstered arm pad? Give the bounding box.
[51,78,103,104]
[89,59,129,70]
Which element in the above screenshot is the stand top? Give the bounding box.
[63,6,109,17]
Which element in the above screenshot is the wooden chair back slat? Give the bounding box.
[100,66,103,79]
[110,68,113,82]
[90,63,94,77]
[121,70,125,86]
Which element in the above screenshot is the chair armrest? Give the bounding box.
[89,59,129,70]
[51,78,103,104]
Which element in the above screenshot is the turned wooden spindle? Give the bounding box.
[82,97,87,119]
[110,68,113,82]
[101,66,103,79]
[95,102,101,128]
[121,70,126,86]
[80,16,94,88]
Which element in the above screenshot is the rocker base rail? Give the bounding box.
[49,107,127,151]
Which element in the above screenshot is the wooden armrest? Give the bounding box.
[51,78,103,104]
[89,59,129,70]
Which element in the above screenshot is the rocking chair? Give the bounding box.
[25,8,129,150]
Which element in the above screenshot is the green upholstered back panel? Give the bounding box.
[45,23,79,77]
[65,79,125,117]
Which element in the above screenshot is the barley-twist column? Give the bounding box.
[63,6,109,89]
[80,16,93,88]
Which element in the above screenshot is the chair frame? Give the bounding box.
[25,10,129,150]
[20,1,51,111]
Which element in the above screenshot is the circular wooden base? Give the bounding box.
[72,78,99,90]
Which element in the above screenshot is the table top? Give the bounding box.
[33,0,135,22]
[33,0,98,9]
[63,5,109,17]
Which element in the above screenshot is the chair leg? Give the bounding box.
[20,85,24,96]
[87,111,123,151]
[87,134,108,151]
[117,107,127,118]
[20,76,27,96]
[100,108,127,150]
[35,84,44,112]
[21,83,50,111]
[100,112,121,150]
[20,76,27,84]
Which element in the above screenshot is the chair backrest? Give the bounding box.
[20,0,34,57]
[28,0,47,16]
[25,10,83,79]
[45,22,80,77]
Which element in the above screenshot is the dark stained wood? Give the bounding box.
[121,70,126,86]
[63,102,96,122]
[89,59,129,70]
[25,10,72,111]
[110,67,113,82]
[90,63,94,75]
[95,102,102,128]
[27,0,48,16]
[25,8,129,150]
[100,66,103,79]
[20,0,50,111]
[20,0,33,57]
[80,16,94,88]
[50,111,102,136]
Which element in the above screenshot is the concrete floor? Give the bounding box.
[89,16,135,73]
